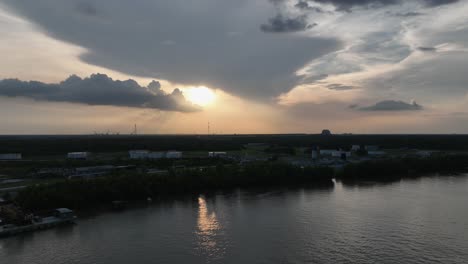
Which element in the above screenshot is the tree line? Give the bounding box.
[14,162,334,211]
[338,154,468,183]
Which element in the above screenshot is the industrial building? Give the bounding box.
[318,149,351,160]
[351,145,361,151]
[311,146,320,160]
[67,152,89,160]
[208,152,227,157]
[129,150,182,159]
[68,165,136,179]
[0,153,22,160]
[319,149,336,156]
[129,150,150,159]
[166,151,182,159]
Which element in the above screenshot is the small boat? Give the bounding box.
[0,208,77,237]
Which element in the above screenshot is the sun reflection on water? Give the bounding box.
[196,196,225,261]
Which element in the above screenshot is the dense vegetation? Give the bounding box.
[338,154,468,183]
[3,134,468,156]
[15,162,334,211]
[0,157,234,179]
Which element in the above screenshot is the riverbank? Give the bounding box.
[337,154,468,184]
[3,176,468,264]
[7,154,468,214]
[13,162,334,212]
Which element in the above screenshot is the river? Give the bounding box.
[1,175,468,264]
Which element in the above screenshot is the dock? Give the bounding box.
[0,208,77,237]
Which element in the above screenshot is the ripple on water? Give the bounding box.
[1,176,468,264]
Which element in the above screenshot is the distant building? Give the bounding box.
[321,129,332,136]
[331,151,342,158]
[166,151,182,159]
[332,151,351,158]
[129,150,165,159]
[129,150,181,159]
[147,152,165,159]
[351,145,361,151]
[68,165,136,179]
[209,152,227,157]
[321,150,351,159]
[0,153,22,160]
[416,151,433,158]
[129,150,149,159]
[320,149,336,156]
[311,146,320,160]
[67,152,89,160]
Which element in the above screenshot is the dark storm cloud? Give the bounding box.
[326,83,355,91]
[311,0,398,10]
[269,0,286,5]
[1,0,340,100]
[423,0,459,6]
[359,100,423,111]
[392,11,424,17]
[417,46,437,52]
[75,2,98,16]
[295,1,310,9]
[292,0,459,10]
[0,74,199,112]
[260,14,316,33]
[295,1,326,12]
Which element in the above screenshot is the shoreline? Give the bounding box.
[3,154,468,217]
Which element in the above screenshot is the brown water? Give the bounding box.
[1,175,468,264]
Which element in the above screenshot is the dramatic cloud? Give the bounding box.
[423,0,460,6]
[295,1,326,12]
[307,0,459,9]
[75,2,98,16]
[1,0,468,134]
[278,0,468,110]
[0,0,339,100]
[0,74,199,112]
[417,46,437,52]
[359,100,423,111]
[392,11,424,17]
[326,83,355,91]
[260,14,315,33]
[310,0,398,10]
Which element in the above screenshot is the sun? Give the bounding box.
[185,87,216,106]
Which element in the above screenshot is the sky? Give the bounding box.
[0,0,468,134]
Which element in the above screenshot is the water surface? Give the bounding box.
[1,176,468,264]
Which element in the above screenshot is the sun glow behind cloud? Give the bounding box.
[1,1,468,134]
[184,87,216,107]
